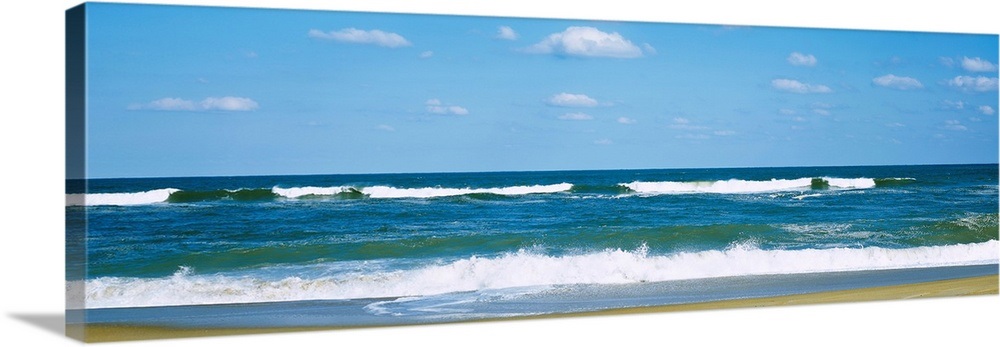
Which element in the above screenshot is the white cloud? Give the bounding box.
[872,74,923,90]
[524,26,646,58]
[376,124,396,132]
[793,117,807,122]
[979,105,996,115]
[771,79,833,93]
[787,52,817,66]
[594,138,613,145]
[547,93,599,107]
[496,26,518,40]
[813,109,831,116]
[779,108,797,115]
[714,130,736,136]
[940,57,955,68]
[200,97,259,111]
[144,97,197,111]
[426,99,469,115]
[617,117,637,124]
[420,51,434,58]
[948,76,999,92]
[886,122,905,128]
[558,112,594,121]
[132,96,258,112]
[308,28,411,48]
[673,117,690,124]
[944,120,967,131]
[961,57,998,72]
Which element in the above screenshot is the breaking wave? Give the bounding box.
[77,240,999,308]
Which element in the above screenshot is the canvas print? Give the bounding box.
[65,2,999,342]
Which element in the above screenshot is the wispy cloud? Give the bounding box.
[713,130,736,136]
[419,51,434,58]
[943,100,966,110]
[376,124,396,132]
[617,117,637,124]
[787,52,817,66]
[948,76,999,92]
[944,120,967,131]
[979,105,996,115]
[771,79,833,93]
[594,138,613,145]
[129,96,259,112]
[426,99,469,115]
[872,74,923,90]
[547,93,599,107]
[676,134,710,140]
[308,28,411,48]
[558,112,594,121]
[669,117,708,130]
[524,26,647,58]
[961,57,998,72]
[496,26,518,40]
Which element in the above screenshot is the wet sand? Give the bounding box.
[75,274,998,342]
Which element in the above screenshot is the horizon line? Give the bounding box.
[72,162,999,181]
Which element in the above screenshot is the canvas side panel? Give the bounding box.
[65,2,86,342]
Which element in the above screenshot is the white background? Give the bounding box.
[1,1,997,346]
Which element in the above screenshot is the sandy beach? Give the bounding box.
[75,274,998,342]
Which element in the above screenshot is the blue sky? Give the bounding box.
[83,3,998,178]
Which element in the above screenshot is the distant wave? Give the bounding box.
[76,240,999,308]
[70,183,573,206]
[66,188,179,206]
[622,177,883,195]
[271,186,362,199]
[360,183,573,198]
[64,178,916,206]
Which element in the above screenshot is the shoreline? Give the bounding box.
[75,274,998,342]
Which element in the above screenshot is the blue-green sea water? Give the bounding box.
[67,164,999,326]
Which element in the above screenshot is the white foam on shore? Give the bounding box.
[77,240,1000,308]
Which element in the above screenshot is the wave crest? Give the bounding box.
[622,177,879,194]
[78,240,999,308]
[66,188,179,206]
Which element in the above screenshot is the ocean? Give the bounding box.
[66,164,999,328]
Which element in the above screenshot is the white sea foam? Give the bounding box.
[361,183,573,198]
[623,178,814,194]
[79,240,1000,308]
[792,193,823,200]
[623,177,877,195]
[65,188,180,206]
[825,178,876,189]
[272,186,355,198]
